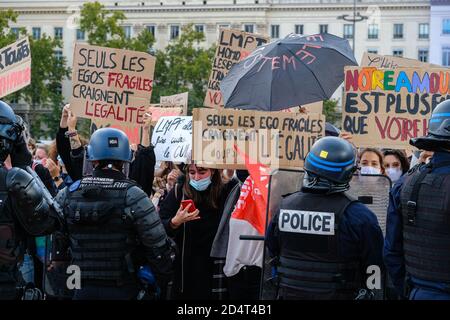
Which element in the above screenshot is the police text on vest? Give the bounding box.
[279,210,335,235]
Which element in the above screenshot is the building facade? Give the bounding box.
[430,0,450,66]
[1,0,432,117]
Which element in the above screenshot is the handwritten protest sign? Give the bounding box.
[204,29,269,108]
[71,43,155,127]
[342,66,450,149]
[151,116,192,162]
[160,92,188,115]
[361,52,441,69]
[0,37,31,98]
[90,118,142,145]
[192,108,325,169]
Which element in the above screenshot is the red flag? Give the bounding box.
[231,145,271,235]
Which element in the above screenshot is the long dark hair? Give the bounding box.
[183,165,223,209]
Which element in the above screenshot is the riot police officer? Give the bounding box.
[266,137,384,299]
[0,100,60,299]
[384,99,450,300]
[55,127,173,300]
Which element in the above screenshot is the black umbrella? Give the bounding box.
[220,33,357,111]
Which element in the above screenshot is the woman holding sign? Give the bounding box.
[159,164,238,300]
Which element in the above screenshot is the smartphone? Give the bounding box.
[181,199,197,213]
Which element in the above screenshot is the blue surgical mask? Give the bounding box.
[189,176,212,191]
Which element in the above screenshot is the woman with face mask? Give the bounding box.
[359,148,385,175]
[159,164,238,300]
[383,149,410,184]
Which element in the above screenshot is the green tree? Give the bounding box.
[323,99,340,125]
[0,9,70,138]
[153,25,215,112]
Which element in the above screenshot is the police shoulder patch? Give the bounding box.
[278,209,335,235]
[69,180,81,193]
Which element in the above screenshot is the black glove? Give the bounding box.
[9,132,32,168]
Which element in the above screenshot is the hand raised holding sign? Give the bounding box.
[60,104,70,129]
[67,108,78,132]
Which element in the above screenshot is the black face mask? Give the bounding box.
[0,137,13,163]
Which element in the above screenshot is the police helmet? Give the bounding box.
[0,101,24,162]
[303,136,357,194]
[86,128,132,162]
[411,99,450,152]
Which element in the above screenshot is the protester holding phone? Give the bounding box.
[159,164,238,300]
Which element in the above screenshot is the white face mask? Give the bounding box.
[386,167,402,183]
[360,166,381,175]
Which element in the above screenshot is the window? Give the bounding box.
[319,24,328,34]
[418,49,428,62]
[443,47,450,66]
[367,49,378,54]
[443,19,450,35]
[55,84,62,95]
[76,29,85,40]
[146,25,156,37]
[123,26,132,39]
[54,27,63,40]
[295,24,303,35]
[11,27,20,39]
[419,23,429,39]
[343,24,353,39]
[32,27,41,40]
[271,25,280,39]
[244,24,254,33]
[54,50,63,62]
[170,25,180,40]
[393,24,403,39]
[392,49,403,57]
[195,24,204,34]
[368,24,379,39]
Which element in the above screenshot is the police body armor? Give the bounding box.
[276,191,362,300]
[400,162,450,285]
[0,168,22,299]
[66,176,140,285]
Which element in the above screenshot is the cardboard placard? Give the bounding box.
[342,66,450,149]
[90,118,143,145]
[204,29,270,108]
[70,43,156,127]
[159,92,188,115]
[192,108,325,169]
[151,116,192,162]
[361,52,441,69]
[149,104,184,122]
[0,37,31,98]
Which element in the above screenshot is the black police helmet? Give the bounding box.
[411,99,450,151]
[303,136,357,194]
[86,127,132,162]
[0,100,24,162]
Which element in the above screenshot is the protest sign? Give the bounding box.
[361,52,441,69]
[192,108,325,170]
[70,43,155,127]
[0,37,31,98]
[151,116,192,162]
[160,92,188,115]
[149,104,183,122]
[342,66,450,149]
[204,29,269,108]
[90,118,142,145]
